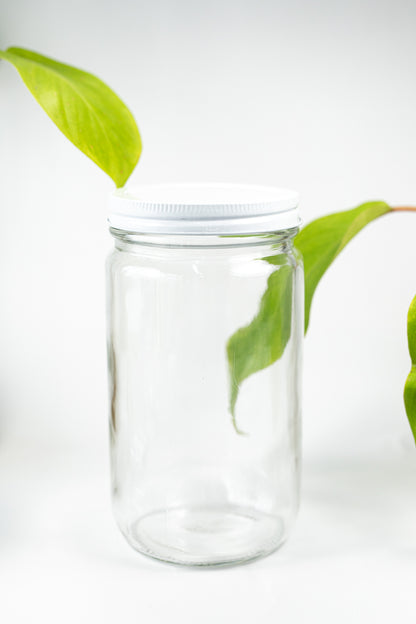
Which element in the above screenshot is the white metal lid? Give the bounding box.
[108,183,300,235]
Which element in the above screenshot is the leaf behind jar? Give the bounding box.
[295,201,391,332]
[227,201,392,425]
[227,263,293,431]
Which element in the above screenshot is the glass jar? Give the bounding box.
[106,184,303,566]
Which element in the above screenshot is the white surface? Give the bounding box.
[2,435,416,623]
[109,183,300,233]
[1,0,416,621]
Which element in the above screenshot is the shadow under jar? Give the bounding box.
[106,183,303,566]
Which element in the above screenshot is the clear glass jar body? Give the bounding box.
[107,230,303,566]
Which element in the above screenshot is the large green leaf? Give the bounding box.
[227,201,392,423]
[226,262,293,432]
[0,47,141,187]
[294,201,392,332]
[404,294,416,443]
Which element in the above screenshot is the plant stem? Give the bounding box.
[392,206,416,212]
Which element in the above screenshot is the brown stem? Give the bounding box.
[392,206,416,212]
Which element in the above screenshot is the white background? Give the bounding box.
[1,0,416,621]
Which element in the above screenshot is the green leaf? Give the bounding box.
[226,263,293,432]
[0,47,141,187]
[226,201,392,424]
[294,201,392,332]
[404,295,416,443]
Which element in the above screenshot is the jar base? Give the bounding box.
[122,505,287,566]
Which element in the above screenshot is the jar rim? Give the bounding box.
[108,183,300,235]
